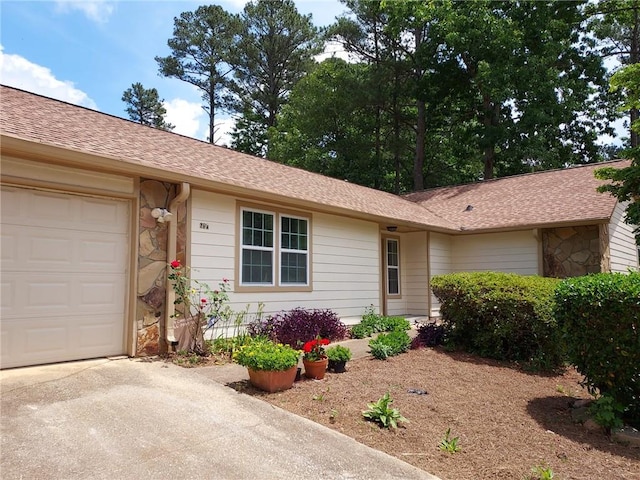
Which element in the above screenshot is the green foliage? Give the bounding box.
[595,63,640,242]
[555,273,640,427]
[325,345,352,362]
[368,331,411,360]
[590,394,626,431]
[438,428,461,453]
[121,82,174,131]
[233,338,301,371]
[362,392,408,429]
[431,272,564,371]
[527,464,554,480]
[155,5,241,143]
[230,0,320,156]
[350,308,410,339]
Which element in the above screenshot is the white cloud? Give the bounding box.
[315,40,360,63]
[0,46,98,109]
[164,98,206,140]
[214,117,235,147]
[54,1,115,24]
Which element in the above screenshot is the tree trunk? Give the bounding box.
[482,94,496,180]
[631,3,639,148]
[414,99,426,191]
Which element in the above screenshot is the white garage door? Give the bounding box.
[1,186,129,369]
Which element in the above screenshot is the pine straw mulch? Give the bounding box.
[227,347,640,480]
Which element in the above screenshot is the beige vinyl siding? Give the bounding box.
[386,232,429,316]
[451,230,539,274]
[428,232,452,317]
[609,202,639,272]
[190,190,381,320]
[1,156,134,194]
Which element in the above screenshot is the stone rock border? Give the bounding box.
[569,399,640,447]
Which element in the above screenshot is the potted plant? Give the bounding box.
[326,345,352,373]
[233,339,301,392]
[302,336,330,379]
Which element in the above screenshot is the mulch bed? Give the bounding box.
[229,347,640,480]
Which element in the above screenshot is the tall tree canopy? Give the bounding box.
[229,0,321,156]
[155,5,241,143]
[121,82,174,131]
[588,0,640,147]
[596,63,640,241]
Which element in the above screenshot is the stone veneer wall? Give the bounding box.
[542,225,600,278]
[137,180,187,355]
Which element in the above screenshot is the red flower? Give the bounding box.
[170,260,181,268]
[303,337,330,361]
[320,338,330,346]
[201,298,207,303]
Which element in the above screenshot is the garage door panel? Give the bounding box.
[3,274,126,317]
[2,314,124,369]
[2,187,129,234]
[2,224,128,273]
[1,186,129,369]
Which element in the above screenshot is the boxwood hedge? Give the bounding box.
[431,272,563,371]
[555,272,640,427]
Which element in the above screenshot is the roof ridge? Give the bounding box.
[404,159,629,198]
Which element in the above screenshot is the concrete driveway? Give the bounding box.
[1,358,439,480]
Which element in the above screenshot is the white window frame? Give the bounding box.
[238,205,311,290]
[386,237,400,297]
[280,214,309,287]
[240,208,275,286]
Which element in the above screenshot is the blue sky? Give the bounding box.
[0,0,349,144]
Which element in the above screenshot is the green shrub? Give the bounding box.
[431,272,563,371]
[555,272,640,428]
[233,338,301,371]
[368,331,411,359]
[326,345,352,362]
[350,308,410,339]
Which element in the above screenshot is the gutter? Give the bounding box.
[165,182,191,343]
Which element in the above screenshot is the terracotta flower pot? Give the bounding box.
[247,365,298,393]
[303,357,328,380]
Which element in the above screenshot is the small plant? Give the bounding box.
[589,394,625,431]
[303,336,330,361]
[329,409,339,424]
[326,345,352,362]
[369,342,394,360]
[438,428,461,453]
[368,331,411,359]
[411,321,446,349]
[362,392,408,429]
[233,338,301,371]
[313,388,329,402]
[172,349,204,367]
[527,464,554,480]
[351,308,410,339]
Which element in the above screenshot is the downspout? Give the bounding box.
[165,182,190,343]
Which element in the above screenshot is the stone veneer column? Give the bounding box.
[136,180,187,356]
[542,225,601,278]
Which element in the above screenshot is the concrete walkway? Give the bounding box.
[1,350,439,480]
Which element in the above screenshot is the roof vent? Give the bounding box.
[464,205,473,212]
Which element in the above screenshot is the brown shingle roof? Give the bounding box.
[404,161,628,232]
[1,86,626,233]
[0,85,451,230]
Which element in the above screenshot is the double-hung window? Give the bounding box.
[386,238,400,296]
[240,206,309,288]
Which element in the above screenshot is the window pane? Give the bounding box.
[388,268,399,295]
[281,252,307,284]
[242,249,273,284]
[281,216,308,253]
[242,210,274,248]
[387,239,399,267]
